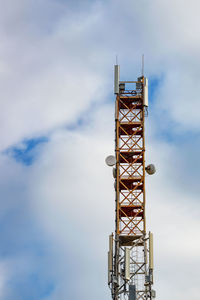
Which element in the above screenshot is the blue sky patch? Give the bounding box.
[149,75,164,104]
[5,137,48,166]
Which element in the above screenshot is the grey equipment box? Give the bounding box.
[129,285,136,300]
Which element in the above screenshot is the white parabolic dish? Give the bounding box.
[145,164,156,175]
[105,155,116,167]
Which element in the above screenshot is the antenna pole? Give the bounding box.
[116,55,118,65]
[142,54,144,76]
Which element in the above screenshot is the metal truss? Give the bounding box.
[109,79,154,300]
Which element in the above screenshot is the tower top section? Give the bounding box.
[114,65,148,107]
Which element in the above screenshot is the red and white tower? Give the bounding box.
[107,65,156,300]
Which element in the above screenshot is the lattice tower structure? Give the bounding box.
[108,70,154,300]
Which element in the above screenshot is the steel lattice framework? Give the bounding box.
[108,69,155,300]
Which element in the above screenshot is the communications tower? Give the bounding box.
[106,65,156,300]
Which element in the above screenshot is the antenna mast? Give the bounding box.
[142,54,144,76]
[107,65,156,300]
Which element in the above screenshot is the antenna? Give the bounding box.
[142,54,144,76]
[116,55,118,65]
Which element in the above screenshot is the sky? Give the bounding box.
[0,0,200,299]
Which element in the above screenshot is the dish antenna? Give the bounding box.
[145,164,156,175]
[105,155,116,167]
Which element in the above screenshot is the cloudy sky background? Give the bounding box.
[0,0,200,299]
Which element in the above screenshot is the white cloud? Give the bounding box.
[27,106,114,300]
[13,104,197,300]
[1,0,200,149]
[0,0,108,150]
